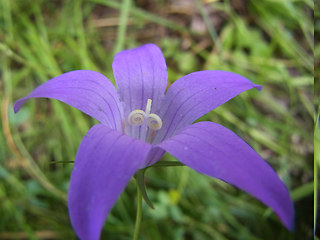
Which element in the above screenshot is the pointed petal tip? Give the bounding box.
[13,105,19,114]
[288,220,295,232]
[13,99,24,114]
[284,203,295,232]
[254,84,263,91]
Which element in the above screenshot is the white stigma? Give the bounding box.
[127,110,146,126]
[147,113,162,130]
[127,99,162,130]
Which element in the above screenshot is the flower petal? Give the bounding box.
[155,70,261,143]
[157,121,294,230]
[112,44,167,113]
[112,44,168,139]
[14,70,123,130]
[68,124,151,240]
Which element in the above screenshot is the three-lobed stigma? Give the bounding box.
[128,99,162,130]
[128,110,146,126]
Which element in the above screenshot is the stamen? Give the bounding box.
[127,99,163,131]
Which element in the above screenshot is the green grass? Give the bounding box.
[0,0,314,239]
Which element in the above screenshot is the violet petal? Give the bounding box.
[157,121,294,230]
[155,70,261,143]
[112,44,168,139]
[68,124,151,240]
[14,70,123,130]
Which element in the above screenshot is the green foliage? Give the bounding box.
[0,0,313,239]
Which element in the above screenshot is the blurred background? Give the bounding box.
[0,0,314,239]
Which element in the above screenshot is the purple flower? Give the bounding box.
[14,44,294,239]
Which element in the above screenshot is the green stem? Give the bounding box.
[113,0,131,56]
[133,177,143,240]
[315,113,319,234]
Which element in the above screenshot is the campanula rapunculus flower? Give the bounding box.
[14,44,294,239]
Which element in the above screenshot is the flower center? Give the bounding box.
[127,99,162,130]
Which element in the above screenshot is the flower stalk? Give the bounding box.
[133,174,143,240]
